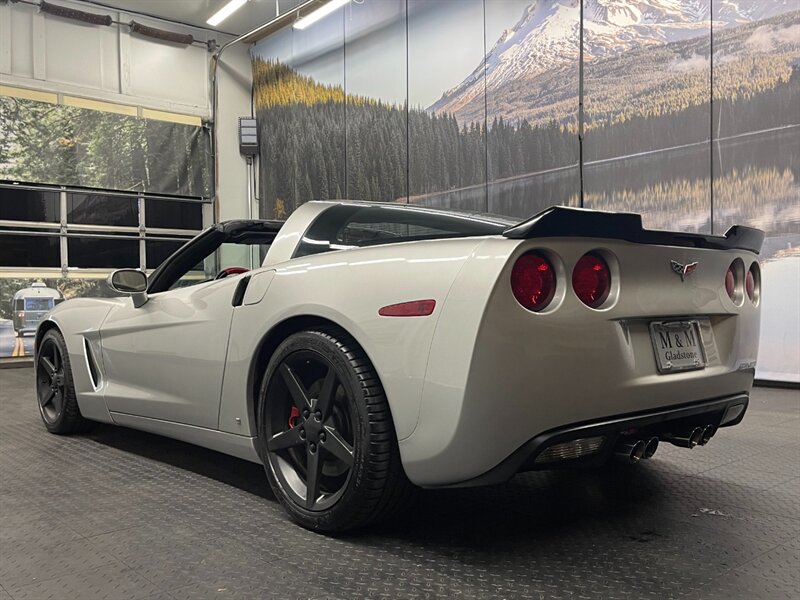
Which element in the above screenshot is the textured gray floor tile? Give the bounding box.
[0,502,84,546]
[166,571,328,600]
[720,449,800,477]
[737,543,800,585]
[0,538,121,591]
[1,366,798,600]
[697,463,799,490]
[675,503,800,545]
[681,475,799,518]
[8,565,163,600]
[690,567,800,600]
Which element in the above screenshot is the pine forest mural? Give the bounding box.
[0,97,211,197]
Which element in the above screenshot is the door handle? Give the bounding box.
[231,276,251,307]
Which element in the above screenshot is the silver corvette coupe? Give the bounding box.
[34,201,763,531]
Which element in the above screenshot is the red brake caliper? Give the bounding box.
[288,406,300,429]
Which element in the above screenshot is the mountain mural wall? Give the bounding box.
[251,0,799,381]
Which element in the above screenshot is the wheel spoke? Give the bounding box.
[305,448,321,509]
[52,390,63,414]
[51,347,60,370]
[267,426,305,451]
[321,427,354,467]
[40,388,55,408]
[280,363,311,411]
[315,367,337,420]
[41,356,56,376]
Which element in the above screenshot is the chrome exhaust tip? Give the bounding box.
[643,436,659,459]
[699,425,716,446]
[663,427,704,449]
[614,439,646,464]
[689,427,704,447]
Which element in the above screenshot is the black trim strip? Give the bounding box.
[147,220,283,294]
[503,206,764,254]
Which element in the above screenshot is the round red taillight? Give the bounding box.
[725,265,737,302]
[511,252,556,312]
[572,253,611,308]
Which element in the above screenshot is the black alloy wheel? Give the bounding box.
[37,335,66,424]
[265,349,356,511]
[35,329,89,434]
[258,328,412,532]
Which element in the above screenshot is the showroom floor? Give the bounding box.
[0,367,797,600]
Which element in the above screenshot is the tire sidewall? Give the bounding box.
[37,329,77,433]
[257,330,373,531]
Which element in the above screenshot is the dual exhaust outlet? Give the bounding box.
[663,424,716,449]
[614,425,716,464]
[614,437,659,464]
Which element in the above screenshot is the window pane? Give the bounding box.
[296,204,509,257]
[25,298,54,311]
[0,234,60,267]
[146,239,190,269]
[0,187,59,222]
[145,199,203,230]
[68,193,138,227]
[68,237,139,269]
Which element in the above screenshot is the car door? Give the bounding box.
[99,275,243,429]
[98,220,282,429]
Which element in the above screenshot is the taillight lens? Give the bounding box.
[572,253,611,308]
[725,263,737,302]
[511,252,556,312]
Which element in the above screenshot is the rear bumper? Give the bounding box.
[437,392,748,488]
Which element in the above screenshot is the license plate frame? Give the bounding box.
[649,320,706,374]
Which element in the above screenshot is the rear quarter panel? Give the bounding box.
[218,236,491,441]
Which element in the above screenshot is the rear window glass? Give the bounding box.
[24,298,53,311]
[295,204,510,258]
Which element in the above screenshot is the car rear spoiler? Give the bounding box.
[503,206,764,254]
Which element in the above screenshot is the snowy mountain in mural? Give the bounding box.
[430,0,797,121]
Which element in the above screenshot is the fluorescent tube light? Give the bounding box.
[207,0,248,27]
[293,0,350,30]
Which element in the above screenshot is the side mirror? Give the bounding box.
[107,269,149,308]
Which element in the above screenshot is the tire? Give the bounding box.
[257,328,413,533]
[35,328,90,434]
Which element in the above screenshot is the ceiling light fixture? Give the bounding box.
[293,0,350,30]
[207,0,248,27]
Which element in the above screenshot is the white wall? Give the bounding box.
[214,41,258,267]
[0,0,213,115]
[214,42,253,221]
[0,0,253,224]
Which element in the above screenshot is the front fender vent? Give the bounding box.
[84,338,101,390]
